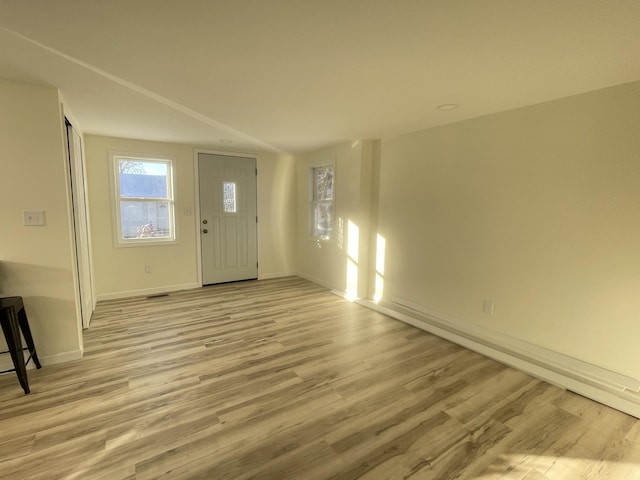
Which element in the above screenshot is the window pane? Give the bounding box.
[314,201,334,237]
[314,166,334,201]
[120,200,171,239]
[223,182,237,213]
[119,160,168,198]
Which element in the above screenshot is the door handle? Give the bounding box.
[202,219,208,224]
[202,229,208,234]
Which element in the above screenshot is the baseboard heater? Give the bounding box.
[355,296,640,419]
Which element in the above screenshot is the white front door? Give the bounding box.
[198,153,258,285]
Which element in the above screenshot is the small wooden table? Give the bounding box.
[0,297,41,394]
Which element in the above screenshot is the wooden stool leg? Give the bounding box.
[17,307,41,369]
[0,311,30,394]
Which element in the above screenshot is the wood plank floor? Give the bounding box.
[1,276,639,479]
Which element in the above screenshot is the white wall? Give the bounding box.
[377,80,640,380]
[294,140,381,299]
[292,81,640,413]
[0,79,82,364]
[85,136,199,298]
[254,152,297,279]
[85,135,296,299]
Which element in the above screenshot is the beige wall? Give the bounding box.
[295,140,377,296]
[377,81,640,379]
[255,153,297,278]
[85,136,199,298]
[85,135,296,298]
[5,74,636,386]
[0,80,82,362]
[294,81,640,381]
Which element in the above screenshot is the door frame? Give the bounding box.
[65,118,95,329]
[194,149,260,286]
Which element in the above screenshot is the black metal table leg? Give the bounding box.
[0,308,30,394]
[17,307,41,369]
[0,296,41,394]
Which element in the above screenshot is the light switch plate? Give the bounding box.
[23,210,46,226]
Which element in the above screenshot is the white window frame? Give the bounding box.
[109,151,177,247]
[309,162,335,239]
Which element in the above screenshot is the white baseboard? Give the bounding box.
[258,271,295,280]
[354,297,640,419]
[0,348,83,374]
[0,356,28,372]
[96,283,200,302]
[40,349,83,366]
[296,272,336,291]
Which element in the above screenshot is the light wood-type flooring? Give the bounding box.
[1,277,639,479]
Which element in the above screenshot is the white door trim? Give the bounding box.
[193,148,260,286]
[66,120,94,328]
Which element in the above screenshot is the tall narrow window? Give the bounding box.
[310,164,335,238]
[111,154,176,245]
[223,182,237,213]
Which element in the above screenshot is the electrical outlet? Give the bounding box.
[144,264,152,273]
[483,300,494,315]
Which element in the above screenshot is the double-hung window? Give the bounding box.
[111,153,176,245]
[310,164,335,238]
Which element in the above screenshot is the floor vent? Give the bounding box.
[146,293,169,299]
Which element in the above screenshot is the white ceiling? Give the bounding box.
[1,0,639,154]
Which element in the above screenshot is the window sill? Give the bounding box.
[114,238,179,248]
